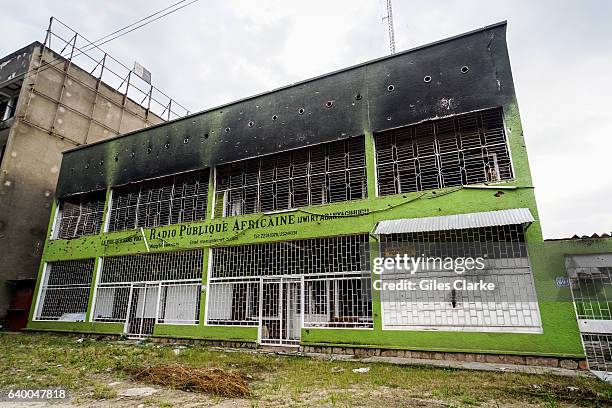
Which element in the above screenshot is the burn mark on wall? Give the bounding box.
[57,22,514,198]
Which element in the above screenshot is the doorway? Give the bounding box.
[125,283,159,338]
[258,277,302,347]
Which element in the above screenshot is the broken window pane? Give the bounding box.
[56,190,106,239]
[375,108,512,196]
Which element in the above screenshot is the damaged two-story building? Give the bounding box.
[26,22,612,374]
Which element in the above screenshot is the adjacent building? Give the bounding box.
[0,33,169,329]
[26,22,612,372]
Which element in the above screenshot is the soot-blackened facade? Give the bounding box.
[29,22,609,366]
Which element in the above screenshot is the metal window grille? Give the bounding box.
[303,273,372,328]
[569,267,612,320]
[582,334,612,372]
[92,250,203,328]
[378,225,541,332]
[206,235,373,328]
[210,235,369,279]
[56,190,106,239]
[108,168,210,232]
[36,259,94,320]
[380,225,528,259]
[375,108,512,196]
[214,137,367,217]
[567,264,612,373]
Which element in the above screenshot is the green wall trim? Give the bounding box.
[27,321,124,334]
[153,324,257,341]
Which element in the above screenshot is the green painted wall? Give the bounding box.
[26,104,612,358]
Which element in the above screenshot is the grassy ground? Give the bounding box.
[1,333,611,407]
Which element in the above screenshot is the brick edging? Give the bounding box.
[299,346,587,370]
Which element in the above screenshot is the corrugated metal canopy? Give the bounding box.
[374,208,535,234]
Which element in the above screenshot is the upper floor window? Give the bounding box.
[55,190,106,239]
[214,137,367,217]
[375,108,513,196]
[108,168,210,232]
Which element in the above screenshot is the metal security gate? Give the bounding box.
[566,254,612,381]
[258,277,302,347]
[125,283,159,338]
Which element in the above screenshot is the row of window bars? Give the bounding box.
[53,107,512,240]
[56,190,106,239]
[210,235,369,279]
[35,250,204,326]
[206,274,373,329]
[207,235,373,328]
[569,267,612,320]
[568,267,612,371]
[375,108,512,196]
[93,281,202,327]
[36,259,94,320]
[582,334,612,372]
[108,169,210,232]
[378,225,541,330]
[93,250,203,326]
[379,225,528,260]
[214,137,367,217]
[38,228,540,331]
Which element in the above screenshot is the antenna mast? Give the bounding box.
[383,0,396,54]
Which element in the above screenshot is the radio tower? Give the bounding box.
[383,0,396,54]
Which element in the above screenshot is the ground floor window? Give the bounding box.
[566,254,612,375]
[91,250,203,336]
[206,235,373,333]
[378,225,542,333]
[35,259,94,321]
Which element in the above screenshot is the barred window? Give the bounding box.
[214,137,367,217]
[99,250,203,283]
[92,250,203,330]
[55,190,106,239]
[375,108,513,196]
[210,235,369,279]
[378,224,542,332]
[207,235,373,329]
[35,259,94,321]
[108,168,210,232]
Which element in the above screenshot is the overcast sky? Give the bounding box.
[1,0,611,239]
